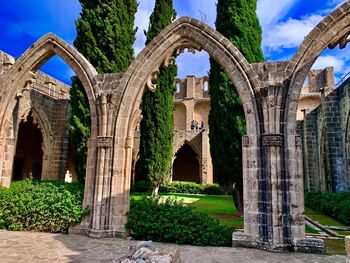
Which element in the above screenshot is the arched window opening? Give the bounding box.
[172,144,200,183]
[203,80,209,92]
[12,115,43,181]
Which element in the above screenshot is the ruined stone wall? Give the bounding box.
[300,77,350,192]
[0,50,71,182]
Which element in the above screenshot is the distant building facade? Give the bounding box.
[132,75,213,185]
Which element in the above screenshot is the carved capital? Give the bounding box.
[97,136,113,148]
[146,69,159,92]
[329,30,350,50]
[261,134,283,147]
[242,135,249,147]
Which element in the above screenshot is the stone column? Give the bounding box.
[233,135,261,247]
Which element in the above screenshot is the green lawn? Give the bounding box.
[131,193,244,229]
[305,224,321,234]
[325,238,346,255]
[305,208,346,227]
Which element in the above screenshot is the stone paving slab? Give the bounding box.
[0,230,347,263]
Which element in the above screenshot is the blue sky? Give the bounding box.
[0,0,347,85]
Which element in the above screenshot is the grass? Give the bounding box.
[324,238,346,255]
[305,224,321,234]
[305,208,346,227]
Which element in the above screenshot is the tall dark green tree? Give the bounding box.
[139,0,177,195]
[70,0,137,183]
[208,0,264,213]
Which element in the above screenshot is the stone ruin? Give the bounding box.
[1,1,350,253]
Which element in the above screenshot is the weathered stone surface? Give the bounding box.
[116,241,180,263]
[0,3,349,252]
[0,231,346,263]
[294,238,325,254]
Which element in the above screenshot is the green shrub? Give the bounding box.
[0,179,88,233]
[305,191,350,225]
[132,181,226,195]
[126,196,233,246]
[160,181,204,194]
[131,180,152,193]
[203,184,225,195]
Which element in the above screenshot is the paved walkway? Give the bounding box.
[0,230,347,263]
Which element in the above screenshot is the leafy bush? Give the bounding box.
[131,181,226,195]
[305,191,350,225]
[131,180,152,193]
[160,181,204,194]
[203,184,225,195]
[126,196,233,246]
[0,179,88,233]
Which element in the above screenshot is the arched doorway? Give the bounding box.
[12,115,43,181]
[173,144,200,183]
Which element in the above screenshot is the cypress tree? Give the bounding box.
[139,0,177,195]
[70,0,137,183]
[208,0,263,213]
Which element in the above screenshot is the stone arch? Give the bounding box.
[110,17,262,234]
[17,103,53,180]
[0,33,99,187]
[172,143,200,183]
[0,33,98,140]
[14,108,50,181]
[286,1,350,130]
[173,139,201,160]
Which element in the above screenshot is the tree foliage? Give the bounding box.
[208,0,263,202]
[70,0,137,182]
[139,0,177,195]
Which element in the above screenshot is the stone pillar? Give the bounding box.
[201,129,212,184]
[261,133,287,250]
[233,135,261,247]
[186,75,195,98]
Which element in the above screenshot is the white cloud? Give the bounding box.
[263,14,323,50]
[312,55,345,74]
[257,0,300,29]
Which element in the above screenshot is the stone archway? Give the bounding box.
[2,3,349,251]
[110,16,264,246]
[286,2,350,128]
[0,33,106,238]
[13,113,44,181]
[173,143,200,183]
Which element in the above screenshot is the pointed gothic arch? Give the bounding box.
[286,1,350,131]
[108,16,263,242]
[0,33,99,188]
[0,33,98,141]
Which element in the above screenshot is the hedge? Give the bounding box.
[0,179,88,233]
[304,191,350,225]
[126,196,233,246]
[132,180,226,195]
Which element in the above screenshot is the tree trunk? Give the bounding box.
[232,183,244,216]
[152,185,159,196]
[235,184,244,216]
